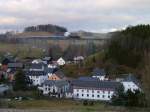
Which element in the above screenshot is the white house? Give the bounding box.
[92,68,106,81]
[25,63,47,86]
[71,80,121,101]
[57,57,65,66]
[32,59,43,64]
[25,71,47,86]
[121,74,141,92]
[48,64,57,69]
[73,56,84,63]
[39,80,69,98]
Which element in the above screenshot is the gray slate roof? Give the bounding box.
[54,70,65,79]
[43,80,68,88]
[25,71,46,76]
[8,63,23,68]
[29,63,45,70]
[72,80,121,90]
[45,68,57,74]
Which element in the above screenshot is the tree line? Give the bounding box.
[24,24,67,33]
[106,24,150,68]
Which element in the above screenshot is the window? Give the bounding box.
[108,95,110,98]
[82,90,84,92]
[108,91,110,94]
[92,95,94,97]
[87,90,89,92]
[87,94,89,97]
[82,94,84,97]
[92,90,94,93]
[97,90,100,93]
[102,95,105,98]
[77,93,79,97]
[76,89,79,92]
[103,90,105,93]
[97,95,100,98]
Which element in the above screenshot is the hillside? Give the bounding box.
[105,24,150,106]
[70,30,112,39]
[15,32,59,38]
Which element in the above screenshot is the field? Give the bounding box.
[0,99,150,112]
[0,42,44,59]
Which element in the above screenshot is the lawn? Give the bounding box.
[1,99,149,112]
[0,42,44,59]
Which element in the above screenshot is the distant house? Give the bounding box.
[48,70,66,81]
[57,57,65,66]
[25,71,47,86]
[8,63,23,70]
[46,67,57,77]
[42,57,51,64]
[32,59,43,64]
[73,56,84,63]
[121,74,141,92]
[92,68,106,80]
[39,80,69,98]
[47,64,57,69]
[71,80,121,101]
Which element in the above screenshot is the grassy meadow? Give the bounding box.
[0,99,149,112]
[0,42,44,59]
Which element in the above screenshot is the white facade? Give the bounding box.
[121,81,140,92]
[39,81,69,98]
[48,64,57,69]
[42,85,68,95]
[57,57,65,66]
[29,75,47,86]
[73,88,114,101]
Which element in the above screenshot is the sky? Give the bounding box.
[0,0,150,33]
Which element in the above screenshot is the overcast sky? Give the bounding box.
[0,0,150,33]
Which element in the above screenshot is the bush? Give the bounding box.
[83,100,88,106]
[89,101,94,106]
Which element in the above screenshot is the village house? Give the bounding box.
[24,63,47,86]
[92,68,107,80]
[121,74,141,92]
[48,70,66,81]
[71,79,121,101]
[25,71,47,86]
[32,59,43,64]
[73,56,84,64]
[39,80,69,98]
[57,57,65,66]
[42,57,52,64]
[6,69,16,82]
